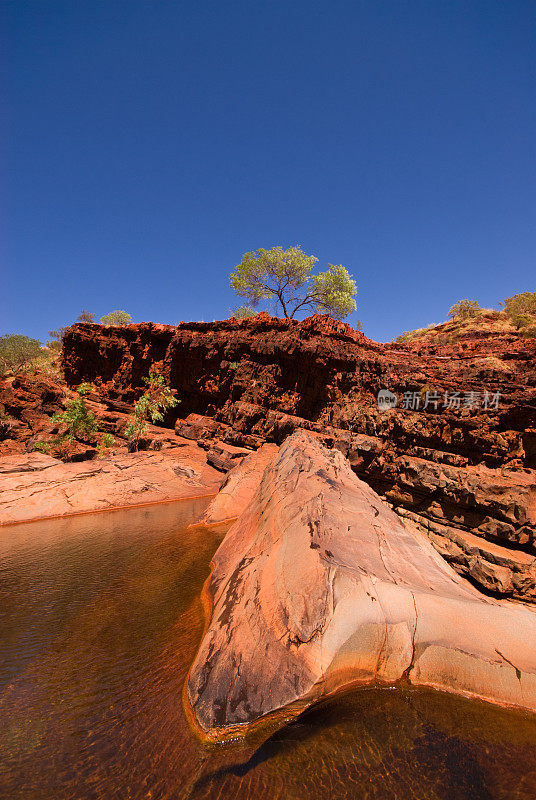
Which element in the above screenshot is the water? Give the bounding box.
[1,501,536,800]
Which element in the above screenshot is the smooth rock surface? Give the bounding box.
[187,430,536,738]
[194,443,278,527]
[0,444,222,525]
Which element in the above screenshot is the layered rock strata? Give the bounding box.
[57,314,536,601]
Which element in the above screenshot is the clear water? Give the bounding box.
[1,501,535,800]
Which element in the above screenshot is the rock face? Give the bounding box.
[61,314,536,602]
[194,443,278,527]
[0,444,222,526]
[187,431,536,738]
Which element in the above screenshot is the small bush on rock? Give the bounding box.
[125,370,179,451]
[51,383,99,442]
[503,293,536,331]
[100,310,132,326]
[231,305,258,319]
[448,299,482,320]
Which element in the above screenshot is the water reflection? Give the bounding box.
[1,501,535,800]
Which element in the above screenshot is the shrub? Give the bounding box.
[395,331,415,343]
[448,300,482,320]
[125,370,179,450]
[503,292,536,319]
[51,383,99,442]
[0,334,43,372]
[232,305,258,319]
[32,440,52,454]
[502,293,536,332]
[96,432,115,458]
[100,310,132,326]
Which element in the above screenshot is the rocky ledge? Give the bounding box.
[60,314,536,603]
[0,441,222,526]
[187,430,536,738]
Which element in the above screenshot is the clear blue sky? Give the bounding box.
[3,0,535,343]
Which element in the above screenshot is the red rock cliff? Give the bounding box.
[62,314,536,602]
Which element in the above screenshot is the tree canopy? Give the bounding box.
[100,310,132,326]
[230,245,357,320]
[448,299,482,320]
[0,334,42,372]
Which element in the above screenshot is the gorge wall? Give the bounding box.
[62,314,536,602]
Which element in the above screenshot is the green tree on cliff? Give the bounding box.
[230,245,357,320]
[100,310,132,326]
[448,299,482,320]
[0,334,42,372]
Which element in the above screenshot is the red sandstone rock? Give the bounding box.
[187,431,536,738]
[194,443,279,527]
[0,443,222,526]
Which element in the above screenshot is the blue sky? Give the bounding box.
[3,1,535,342]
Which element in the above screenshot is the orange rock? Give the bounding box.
[194,443,278,527]
[0,445,222,525]
[187,430,536,738]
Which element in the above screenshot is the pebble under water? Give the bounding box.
[1,500,535,800]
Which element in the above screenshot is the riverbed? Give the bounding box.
[1,500,535,800]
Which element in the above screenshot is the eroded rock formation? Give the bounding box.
[187,431,536,738]
[0,443,222,525]
[61,314,536,602]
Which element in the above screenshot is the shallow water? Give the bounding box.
[1,501,535,800]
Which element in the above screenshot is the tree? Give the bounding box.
[48,326,70,344]
[230,245,357,320]
[125,369,180,450]
[77,310,96,323]
[502,292,536,329]
[100,310,132,326]
[0,334,42,372]
[448,299,481,320]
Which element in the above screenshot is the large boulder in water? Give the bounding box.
[187,430,536,738]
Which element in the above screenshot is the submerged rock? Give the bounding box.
[187,430,536,738]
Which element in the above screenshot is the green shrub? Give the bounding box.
[51,383,99,441]
[510,312,536,330]
[502,293,536,332]
[125,370,179,450]
[448,299,482,320]
[0,334,43,372]
[33,440,52,454]
[96,432,115,458]
[395,331,414,343]
[232,305,258,319]
[100,310,132,326]
[503,292,536,319]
